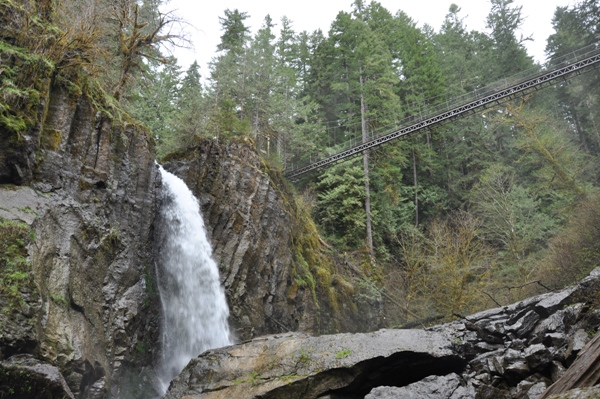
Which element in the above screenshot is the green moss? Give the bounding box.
[276,373,301,384]
[232,371,262,387]
[335,349,352,359]
[315,266,332,288]
[17,207,37,216]
[49,293,67,307]
[41,128,62,151]
[296,350,312,366]
[293,253,317,303]
[332,274,355,295]
[0,39,54,137]
[143,261,159,308]
[135,341,150,354]
[92,227,124,275]
[0,218,33,307]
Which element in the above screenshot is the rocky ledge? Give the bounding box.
[164,268,600,399]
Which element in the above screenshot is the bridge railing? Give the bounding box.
[285,42,600,178]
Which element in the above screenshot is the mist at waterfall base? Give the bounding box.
[156,166,232,393]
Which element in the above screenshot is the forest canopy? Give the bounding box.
[3,0,600,324]
[128,0,600,324]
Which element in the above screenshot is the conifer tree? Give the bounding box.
[207,9,252,140]
[128,58,181,157]
[176,61,207,146]
[311,4,401,255]
[546,1,600,159]
[484,0,533,79]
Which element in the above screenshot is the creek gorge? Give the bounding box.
[2,80,600,399]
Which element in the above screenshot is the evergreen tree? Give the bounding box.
[387,10,447,229]
[247,14,277,146]
[207,9,252,140]
[128,58,181,157]
[431,4,493,207]
[217,9,250,55]
[311,6,401,254]
[546,0,600,159]
[484,0,533,79]
[176,61,207,146]
[315,159,368,248]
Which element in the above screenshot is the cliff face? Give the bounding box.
[163,141,318,340]
[0,84,161,398]
[0,54,379,397]
[163,140,380,341]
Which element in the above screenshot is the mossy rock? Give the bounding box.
[0,218,34,306]
[41,129,62,151]
[0,355,74,399]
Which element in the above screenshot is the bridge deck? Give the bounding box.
[284,44,600,180]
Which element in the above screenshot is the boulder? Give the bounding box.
[163,330,464,399]
[0,354,75,398]
[364,373,475,399]
[525,344,553,371]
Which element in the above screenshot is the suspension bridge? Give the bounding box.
[284,43,600,180]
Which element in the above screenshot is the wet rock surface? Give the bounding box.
[163,329,463,399]
[0,86,161,398]
[164,268,600,399]
[0,354,75,399]
[164,141,308,340]
[163,140,379,340]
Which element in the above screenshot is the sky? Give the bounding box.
[163,0,574,76]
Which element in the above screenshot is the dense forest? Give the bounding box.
[3,0,600,326]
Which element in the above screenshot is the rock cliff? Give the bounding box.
[0,82,162,398]
[162,140,380,341]
[0,82,377,397]
[164,268,600,399]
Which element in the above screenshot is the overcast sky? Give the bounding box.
[163,0,574,76]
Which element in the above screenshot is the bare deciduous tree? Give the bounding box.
[110,1,184,99]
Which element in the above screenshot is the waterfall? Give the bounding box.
[156,166,232,393]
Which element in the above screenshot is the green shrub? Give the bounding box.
[533,193,600,290]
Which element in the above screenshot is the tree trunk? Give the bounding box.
[412,147,419,227]
[360,71,373,256]
[539,332,600,398]
[572,107,590,154]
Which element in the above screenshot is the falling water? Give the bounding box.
[156,166,232,393]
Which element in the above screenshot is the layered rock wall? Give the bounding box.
[163,142,319,340]
[163,140,382,340]
[0,84,161,398]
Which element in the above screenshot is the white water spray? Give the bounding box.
[156,166,232,393]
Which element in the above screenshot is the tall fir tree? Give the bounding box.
[175,61,207,147]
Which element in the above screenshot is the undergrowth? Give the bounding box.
[0,0,136,142]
